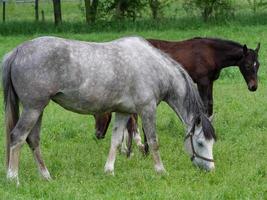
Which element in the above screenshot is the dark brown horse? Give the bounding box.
[94,37,261,154]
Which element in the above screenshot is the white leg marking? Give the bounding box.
[104,113,129,175]
[133,128,145,152]
[7,168,19,186]
[40,167,52,180]
[120,129,128,154]
[154,163,166,173]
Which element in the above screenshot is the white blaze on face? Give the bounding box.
[253,61,257,67]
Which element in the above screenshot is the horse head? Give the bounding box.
[184,114,216,171]
[238,43,260,91]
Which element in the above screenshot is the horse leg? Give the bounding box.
[94,113,112,139]
[140,104,165,173]
[126,122,133,157]
[142,128,149,155]
[125,114,145,157]
[207,82,214,120]
[26,113,51,180]
[120,127,129,155]
[131,114,146,154]
[197,82,213,117]
[7,108,42,184]
[124,114,145,157]
[104,113,130,175]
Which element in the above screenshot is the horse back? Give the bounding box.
[9,36,169,114]
[147,38,218,82]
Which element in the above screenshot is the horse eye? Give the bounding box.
[245,64,251,70]
[197,141,204,148]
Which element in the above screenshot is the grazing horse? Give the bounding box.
[94,37,260,154]
[2,36,216,185]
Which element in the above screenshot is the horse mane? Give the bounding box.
[140,37,203,113]
[200,114,216,141]
[178,67,216,141]
[139,37,217,141]
[133,37,217,140]
[192,37,243,48]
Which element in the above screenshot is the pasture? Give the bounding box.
[0,2,266,200]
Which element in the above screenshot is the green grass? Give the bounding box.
[0,2,266,199]
[0,80,266,199]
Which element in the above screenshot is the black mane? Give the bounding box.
[200,114,216,141]
[192,37,243,48]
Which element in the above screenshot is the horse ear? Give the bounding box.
[208,114,214,123]
[243,44,248,55]
[255,43,260,53]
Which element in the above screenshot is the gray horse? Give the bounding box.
[2,36,216,184]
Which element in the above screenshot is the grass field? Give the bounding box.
[0,2,266,200]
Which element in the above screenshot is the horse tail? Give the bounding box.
[2,49,19,168]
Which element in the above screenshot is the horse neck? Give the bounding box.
[165,68,197,129]
[213,42,243,70]
[168,98,194,130]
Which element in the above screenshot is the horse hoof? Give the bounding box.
[104,169,114,176]
[154,165,166,174]
[7,172,19,186]
[40,169,52,181]
[96,133,105,140]
[120,148,128,155]
[104,165,114,176]
[138,144,149,156]
[126,151,134,159]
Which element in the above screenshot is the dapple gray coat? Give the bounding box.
[3,36,215,184]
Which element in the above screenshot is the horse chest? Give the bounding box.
[209,69,221,81]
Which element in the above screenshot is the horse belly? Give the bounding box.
[51,90,136,115]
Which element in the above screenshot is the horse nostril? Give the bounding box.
[249,85,257,91]
[95,131,105,139]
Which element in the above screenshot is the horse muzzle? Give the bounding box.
[95,130,105,139]
[192,157,215,171]
[248,81,257,92]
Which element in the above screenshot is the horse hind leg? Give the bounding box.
[7,108,43,185]
[133,129,143,149]
[124,114,145,157]
[104,113,130,175]
[120,128,129,155]
[26,113,51,180]
[131,114,146,155]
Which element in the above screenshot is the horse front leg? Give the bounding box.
[104,113,130,175]
[131,114,146,153]
[197,82,213,118]
[140,104,165,173]
[207,82,214,120]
